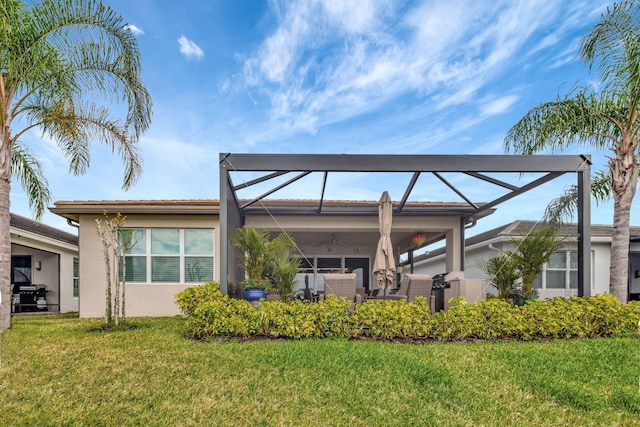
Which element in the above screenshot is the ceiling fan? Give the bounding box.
[310,233,352,250]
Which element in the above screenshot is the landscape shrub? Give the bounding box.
[175,281,222,317]
[176,283,640,342]
[433,297,524,341]
[517,294,633,340]
[355,297,437,340]
[621,300,640,334]
[176,281,258,338]
[255,297,357,339]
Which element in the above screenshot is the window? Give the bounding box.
[296,255,371,292]
[534,250,590,290]
[120,228,214,284]
[11,255,32,285]
[73,257,79,298]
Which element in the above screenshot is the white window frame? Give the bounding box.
[73,257,79,298]
[536,249,595,290]
[123,228,215,284]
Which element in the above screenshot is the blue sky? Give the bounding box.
[13,0,639,235]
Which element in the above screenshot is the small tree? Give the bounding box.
[475,252,520,299]
[513,227,564,296]
[269,233,301,301]
[95,212,136,325]
[230,226,302,298]
[230,226,271,288]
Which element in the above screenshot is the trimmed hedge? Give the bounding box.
[175,281,640,342]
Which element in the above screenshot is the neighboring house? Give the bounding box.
[410,220,640,301]
[10,213,79,313]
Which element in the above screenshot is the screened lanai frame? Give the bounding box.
[219,153,592,297]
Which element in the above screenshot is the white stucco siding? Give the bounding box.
[590,241,610,296]
[412,240,509,279]
[412,238,614,300]
[77,214,220,318]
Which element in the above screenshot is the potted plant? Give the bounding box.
[509,287,539,306]
[230,227,302,302]
[241,278,272,301]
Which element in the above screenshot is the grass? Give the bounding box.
[1,315,639,426]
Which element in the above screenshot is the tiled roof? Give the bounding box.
[10,213,78,246]
[52,199,219,208]
[412,220,640,263]
[50,200,220,220]
[51,199,493,219]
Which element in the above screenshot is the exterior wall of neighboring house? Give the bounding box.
[76,214,220,318]
[412,222,640,300]
[10,216,78,313]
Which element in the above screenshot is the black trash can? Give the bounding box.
[431,272,450,312]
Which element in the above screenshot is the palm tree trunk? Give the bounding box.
[609,150,639,303]
[0,147,11,331]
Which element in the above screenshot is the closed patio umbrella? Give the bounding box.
[373,191,396,297]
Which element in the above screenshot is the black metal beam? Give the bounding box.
[219,157,244,294]
[463,172,519,191]
[469,172,565,217]
[221,153,591,173]
[398,172,420,213]
[577,169,592,297]
[459,217,466,271]
[240,171,312,209]
[232,171,289,191]
[318,172,328,213]
[433,172,479,209]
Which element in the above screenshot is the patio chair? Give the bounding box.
[322,273,361,303]
[384,274,435,313]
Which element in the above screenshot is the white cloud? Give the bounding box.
[319,0,387,34]
[225,0,612,150]
[480,95,519,116]
[124,24,144,36]
[177,35,204,60]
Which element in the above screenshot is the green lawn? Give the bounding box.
[1,315,639,426]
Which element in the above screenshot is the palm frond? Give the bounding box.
[2,0,152,206]
[580,1,640,116]
[543,169,617,224]
[504,92,622,154]
[11,141,51,220]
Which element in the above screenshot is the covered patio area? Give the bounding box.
[219,153,593,300]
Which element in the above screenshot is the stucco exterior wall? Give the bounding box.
[248,214,465,272]
[10,233,78,313]
[412,237,620,299]
[77,214,219,318]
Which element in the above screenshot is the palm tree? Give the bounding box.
[0,0,152,330]
[504,0,640,303]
